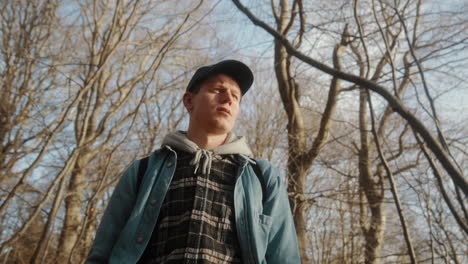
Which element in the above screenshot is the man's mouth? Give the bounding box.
[217,107,231,115]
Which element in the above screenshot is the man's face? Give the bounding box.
[184,73,242,135]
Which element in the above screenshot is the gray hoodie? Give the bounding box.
[161,131,253,175]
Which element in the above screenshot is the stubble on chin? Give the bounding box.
[207,118,235,134]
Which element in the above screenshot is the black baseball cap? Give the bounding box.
[186,60,254,95]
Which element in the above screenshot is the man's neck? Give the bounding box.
[186,129,229,150]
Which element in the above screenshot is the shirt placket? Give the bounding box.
[186,157,210,264]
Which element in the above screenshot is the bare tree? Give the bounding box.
[52,1,205,262]
[2,0,466,263]
[0,0,217,263]
[231,0,467,263]
[0,0,65,206]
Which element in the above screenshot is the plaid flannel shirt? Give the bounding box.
[138,150,242,264]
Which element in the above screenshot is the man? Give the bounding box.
[86,60,300,263]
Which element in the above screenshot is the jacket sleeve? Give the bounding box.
[258,161,301,264]
[85,160,140,263]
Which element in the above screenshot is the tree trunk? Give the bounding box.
[272,0,310,261]
[358,87,385,264]
[57,151,93,262]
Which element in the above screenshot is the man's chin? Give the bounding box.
[207,123,234,135]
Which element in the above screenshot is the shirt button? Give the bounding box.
[136,236,144,243]
[166,161,173,168]
[149,199,157,205]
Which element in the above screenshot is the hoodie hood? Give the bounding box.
[161,131,253,175]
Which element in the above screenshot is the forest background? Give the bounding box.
[0,0,466,263]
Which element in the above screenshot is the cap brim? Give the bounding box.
[186,60,254,95]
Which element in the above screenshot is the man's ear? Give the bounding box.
[183,92,193,113]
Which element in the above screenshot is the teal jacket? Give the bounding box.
[86,147,300,263]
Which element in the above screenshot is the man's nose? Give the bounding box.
[222,91,233,104]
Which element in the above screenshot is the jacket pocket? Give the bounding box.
[258,214,272,227]
[252,213,272,263]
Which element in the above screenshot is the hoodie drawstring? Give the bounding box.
[190,149,213,175]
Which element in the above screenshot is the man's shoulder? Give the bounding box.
[139,147,171,162]
[134,148,171,175]
[252,158,274,169]
[251,158,277,175]
[250,158,281,187]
